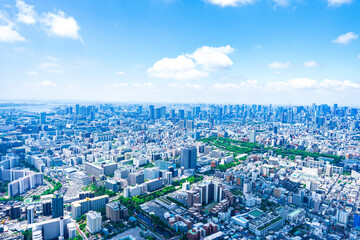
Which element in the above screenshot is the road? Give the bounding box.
[44,179,54,189]
[75,221,88,240]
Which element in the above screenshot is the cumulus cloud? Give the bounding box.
[148,46,234,80]
[327,0,353,7]
[273,0,290,7]
[36,80,56,87]
[42,10,82,40]
[303,61,318,67]
[205,0,255,7]
[0,12,26,42]
[16,0,36,24]
[268,61,292,69]
[332,32,358,44]
[0,25,26,42]
[189,45,234,71]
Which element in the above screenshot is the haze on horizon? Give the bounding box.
[0,0,359,106]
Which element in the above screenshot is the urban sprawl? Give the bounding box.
[0,103,360,240]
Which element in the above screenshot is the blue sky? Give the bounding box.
[0,0,359,105]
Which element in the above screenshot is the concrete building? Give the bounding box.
[86,211,102,234]
[106,202,128,222]
[71,195,109,219]
[180,146,197,169]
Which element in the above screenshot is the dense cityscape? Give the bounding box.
[0,102,360,240]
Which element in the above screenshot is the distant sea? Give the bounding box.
[0,103,63,113]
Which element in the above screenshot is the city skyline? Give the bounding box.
[1,0,360,105]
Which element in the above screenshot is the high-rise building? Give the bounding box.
[86,211,102,234]
[75,104,80,115]
[149,105,154,119]
[42,201,52,216]
[249,130,257,143]
[128,172,144,186]
[106,202,128,222]
[9,205,21,220]
[52,192,64,218]
[180,146,197,169]
[40,112,46,124]
[27,206,35,224]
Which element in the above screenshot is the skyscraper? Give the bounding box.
[180,146,197,169]
[52,192,64,218]
[249,130,257,143]
[149,105,154,119]
[40,112,46,124]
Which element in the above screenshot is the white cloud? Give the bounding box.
[148,45,233,80]
[189,45,234,71]
[16,0,36,24]
[0,25,25,42]
[38,62,59,69]
[42,10,82,40]
[268,61,292,69]
[131,82,156,88]
[332,32,358,44]
[105,83,128,87]
[273,0,290,7]
[148,55,209,79]
[327,0,353,7]
[212,80,259,90]
[317,79,360,90]
[36,80,56,87]
[303,61,318,67]
[27,71,38,76]
[116,71,126,75]
[266,78,360,91]
[205,0,255,7]
[212,83,240,90]
[358,53,360,59]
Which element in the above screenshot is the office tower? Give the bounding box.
[86,211,101,234]
[161,106,166,118]
[178,109,185,119]
[155,108,161,119]
[179,120,185,128]
[180,146,197,169]
[40,112,46,124]
[27,206,35,224]
[106,202,128,222]
[186,120,194,130]
[164,171,173,185]
[170,109,176,119]
[42,201,52,216]
[128,172,144,186]
[75,104,80,115]
[9,205,21,220]
[273,126,278,134]
[249,130,257,143]
[52,192,64,218]
[149,105,154,119]
[136,105,142,114]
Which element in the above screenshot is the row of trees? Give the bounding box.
[118,185,177,212]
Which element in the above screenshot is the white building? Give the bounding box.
[86,211,102,234]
